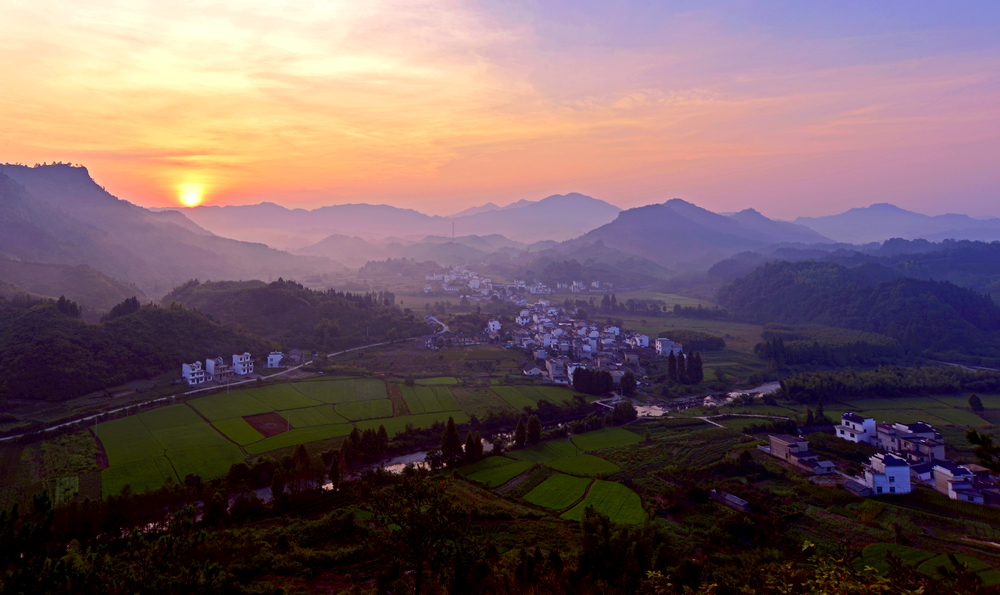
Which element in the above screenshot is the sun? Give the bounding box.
[178,184,204,207]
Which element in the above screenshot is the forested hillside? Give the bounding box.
[0,296,272,402]
[717,261,1000,361]
[161,279,429,352]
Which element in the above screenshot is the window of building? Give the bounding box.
[889,476,894,483]
[877,486,883,494]
[969,496,974,502]
[890,487,895,493]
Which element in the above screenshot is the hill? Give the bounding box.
[0,257,145,315]
[717,260,1000,360]
[0,296,272,402]
[796,203,1000,244]
[0,164,330,297]
[160,278,429,352]
[557,199,831,272]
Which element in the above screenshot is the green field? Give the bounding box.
[355,379,388,401]
[355,411,470,437]
[546,454,620,477]
[245,424,354,455]
[150,422,229,451]
[166,443,245,481]
[561,480,647,524]
[101,456,177,497]
[95,416,164,466]
[188,391,273,422]
[490,386,535,411]
[137,404,204,432]
[467,460,535,488]
[507,439,581,463]
[523,473,592,510]
[856,543,935,573]
[415,377,459,385]
[400,385,442,414]
[243,384,322,410]
[431,387,461,411]
[212,417,265,445]
[280,404,350,427]
[291,379,359,403]
[335,399,394,421]
[571,427,642,451]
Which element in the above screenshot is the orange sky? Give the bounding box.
[2,1,999,217]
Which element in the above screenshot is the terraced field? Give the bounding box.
[546,454,620,477]
[561,480,646,524]
[571,427,642,451]
[507,439,580,463]
[279,404,349,427]
[212,418,264,445]
[524,474,592,510]
[466,460,535,488]
[101,457,177,498]
[490,385,585,411]
[335,399,394,421]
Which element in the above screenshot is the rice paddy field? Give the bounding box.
[91,377,475,496]
[561,480,647,524]
[523,474,592,510]
[506,439,581,463]
[490,385,584,411]
[465,459,535,488]
[570,427,643,451]
[545,454,620,477]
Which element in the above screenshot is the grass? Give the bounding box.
[507,439,581,463]
[101,457,177,498]
[523,474,592,510]
[245,424,354,455]
[534,387,583,405]
[546,454,620,477]
[917,553,998,584]
[242,384,322,410]
[356,379,388,401]
[280,404,350,427]
[561,480,647,524]
[166,443,245,482]
[355,411,470,437]
[95,416,164,466]
[415,376,459,385]
[212,417,265,446]
[149,423,229,451]
[188,391,272,422]
[467,460,535,488]
[856,543,935,573]
[450,386,515,417]
[42,433,99,479]
[571,427,643,451]
[335,399,394,421]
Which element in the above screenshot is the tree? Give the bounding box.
[620,371,637,397]
[463,432,478,463]
[676,351,687,382]
[667,351,678,382]
[367,472,468,595]
[967,430,1000,473]
[969,394,985,413]
[440,416,464,466]
[514,417,527,447]
[526,415,542,444]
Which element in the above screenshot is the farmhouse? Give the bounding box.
[233,352,254,375]
[205,357,234,382]
[267,351,284,368]
[933,463,985,504]
[864,453,911,496]
[836,412,875,444]
[181,361,205,385]
[655,337,683,357]
[765,434,835,475]
[709,489,751,512]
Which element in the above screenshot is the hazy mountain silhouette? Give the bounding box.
[448,202,502,217]
[0,257,145,315]
[0,164,330,297]
[557,199,831,272]
[175,192,620,247]
[795,203,1000,244]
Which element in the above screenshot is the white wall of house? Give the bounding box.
[233,352,254,375]
[267,352,284,368]
[865,453,911,495]
[182,362,205,385]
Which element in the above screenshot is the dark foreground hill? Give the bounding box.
[0,295,272,402]
[0,257,146,316]
[717,260,1000,361]
[161,278,429,352]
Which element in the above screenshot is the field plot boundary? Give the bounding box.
[466,460,535,488]
[523,473,593,510]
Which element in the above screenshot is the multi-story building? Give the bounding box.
[267,351,284,369]
[233,352,254,376]
[767,435,835,475]
[836,413,876,444]
[182,361,205,386]
[205,357,234,382]
[933,463,985,504]
[864,453,911,496]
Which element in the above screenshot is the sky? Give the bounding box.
[2,0,999,218]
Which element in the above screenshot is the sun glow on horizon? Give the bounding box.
[178,184,204,207]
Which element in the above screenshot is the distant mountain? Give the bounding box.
[729,208,830,244]
[557,199,831,272]
[448,202,501,218]
[0,257,146,315]
[795,203,1000,243]
[0,164,330,297]
[176,192,620,247]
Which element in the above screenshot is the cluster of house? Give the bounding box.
[763,412,998,506]
[508,300,677,387]
[180,350,292,386]
[422,266,618,300]
[424,267,495,296]
[557,280,614,293]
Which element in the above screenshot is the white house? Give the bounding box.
[864,453,911,496]
[934,464,984,504]
[233,352,254,376]
[523,364,543,377]
[655,338,683,356]
[182,361,205,386]
[837,413,876,444]
[267,351,284,369]
[486,319,501,333]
